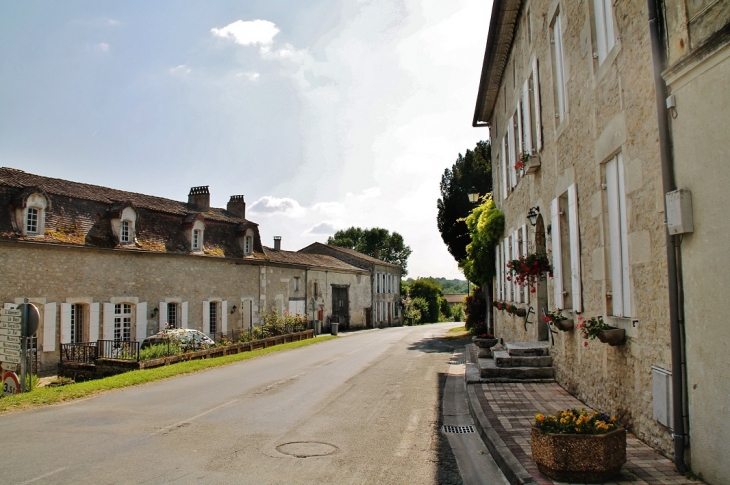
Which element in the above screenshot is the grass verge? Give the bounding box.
[447,325,467,333]
[0,335,337,415]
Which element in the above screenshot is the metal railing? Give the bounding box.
[60,342,98,364]
[97,340,140,361]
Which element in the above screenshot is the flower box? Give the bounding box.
[531,426,626,482]
[524,154,540,174]
[514,308,527,317]
[553,318,574,331]
[597,327,626,346]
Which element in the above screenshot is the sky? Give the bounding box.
[0,0,492,279]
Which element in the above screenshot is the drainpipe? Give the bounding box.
[646,0,687,474]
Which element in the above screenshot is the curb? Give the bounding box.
[464,344,537,485]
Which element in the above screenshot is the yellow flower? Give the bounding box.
[535,414,545,423]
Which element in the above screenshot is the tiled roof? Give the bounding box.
[443,294,467,304]
[0,167,247,224]
[262,247,365,272]
[300,242,401,269]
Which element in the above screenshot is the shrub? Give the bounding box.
[463,287,486,330]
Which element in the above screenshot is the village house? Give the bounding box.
[0,167,375,373]
[473,1,729,481]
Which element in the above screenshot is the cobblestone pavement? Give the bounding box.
[466,348,702,485]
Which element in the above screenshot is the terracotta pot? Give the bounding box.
[597,327,626,346]
[472,337,498,349]
[515,308,527,317]
[553,318,574,331]
[531,426,626,483]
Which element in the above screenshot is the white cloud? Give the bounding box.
[248,196,305,217]
[306,221,338,235]
[236,71,260,81]
[169,64,191,75]
[311,201,345,216]
[345,187,381,201]
[96,42,109,52]
[211,19,280,47]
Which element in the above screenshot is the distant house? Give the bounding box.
[442,294,466,309]
[299,242,402,328]
[0,167,373,372]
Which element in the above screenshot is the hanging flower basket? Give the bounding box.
[506,253,553,289]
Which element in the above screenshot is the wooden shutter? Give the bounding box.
[513,230,521,303]
[42,303,57,352]
[568,185,582,312]
[522,225,530,302]
[522,81,532,153]
[617,155,631,316]
[136,302,147,342]
[159,301,167,331]
[103,303,114,340]
[181,301,189,329]
[495,247,502,299]
[504,239,512,301]
[221,301,228,333]
[501,137,508,199]
[516,101,524,162]
[508,116,516,187]
[606,156,630,317]
[202,301,210,335]
[532,58,542,151]
[551,198,564,308]
[89,302,100,342]
[60,303,72,344]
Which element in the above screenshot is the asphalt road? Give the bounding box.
[0,324,498,485]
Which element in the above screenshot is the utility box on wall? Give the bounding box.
[652,366,673,429]
[666,189,694,235]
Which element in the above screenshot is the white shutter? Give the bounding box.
[136,302,147,342]
[551,198,564,308]
[522,225,530,302]
[607,156,630,316]
[103,303,114,340]
[495,247,502,299]
[508,116,516,187]
[516,100,524,163]
[159,301,167,331]
[532,58,542,151]
[501,137,508,199]
[43,303,57,352]
[60,303,72,344]
[181,301,189,329]
[522,81,532,153]
[568,185,582,312]
[618,155,631,316]
[504,239,512,301]
[513,230,521,303]
[89,303,100,342]
[221,300,228,334]
[202,301,210,335]
[594,0,608,62]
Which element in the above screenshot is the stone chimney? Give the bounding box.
[273,236,282,251]
[374,248,381,260]
[188,186,210,210]
[227,195,246,218]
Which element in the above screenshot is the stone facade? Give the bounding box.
[474,0,674,456]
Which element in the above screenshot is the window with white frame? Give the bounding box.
[114,303,132,341]
[120,220,131,244]
[26,208,39,234]
[209,301,218,335]
[192,229,202,250]
[243,232,253,255]
[20,192,48,236]
[605,154,631,317]
[70,303,84,343]
[550,185,583,311]
[593,0,616,64]
[551,8,568,123]
[167,303,179,328]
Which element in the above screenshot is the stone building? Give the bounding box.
[473,1,730,481]
[299,243,403,328]
[0,167,374,373]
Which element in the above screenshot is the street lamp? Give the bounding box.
[467,187,480,203]
[527,206,540,226]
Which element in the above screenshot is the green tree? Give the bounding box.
[437,140,492,263]
[328,227,412,275]
[408,279,445,323]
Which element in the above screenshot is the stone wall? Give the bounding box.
[489,0,673,455]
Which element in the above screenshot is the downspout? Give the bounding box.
[646,0,687,474]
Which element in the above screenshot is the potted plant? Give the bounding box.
[544,309,573,331]
[578,316,625,346]
[531,409,626,482]
[506,253,553,293]
[515,307,527,317]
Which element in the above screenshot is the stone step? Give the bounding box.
[479,358,555,379]
[492,350,553,368]
[505,341,550,357]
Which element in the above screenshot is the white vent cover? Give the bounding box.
[652,366,673,429]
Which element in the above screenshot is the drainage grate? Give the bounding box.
[449,359,466,365]
[442,425,475,434]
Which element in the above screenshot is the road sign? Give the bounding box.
[2,372,20,396]
[0,315,21,324]
[17,303,40,337]
[0,309,21,316]
[0,329,21,337]
[0,322,22,329]
[0,335,20,343]
[1,362,18,372]
[0,356,21,364]
[0,342,21,351]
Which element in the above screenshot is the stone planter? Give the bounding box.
[598,327,626,346]
[514,308,527,317]
[525,154,541,174]
[472,337,498,358]
[553,318,574,331]
[531,426,626,483]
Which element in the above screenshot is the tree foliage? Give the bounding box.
[408,279,445,323]
[460,195,505,286]
[327,227,412,275]
[437,140,492,263]
[403,277,467,294]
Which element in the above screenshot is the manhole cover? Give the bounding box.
[442,425,475,434]
[276,441,339,458]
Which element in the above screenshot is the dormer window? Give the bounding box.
[120,220,130,244]
[187,219,205,252]
[112,205,137,245]
[17,191,50,236]
[26,208,39,234]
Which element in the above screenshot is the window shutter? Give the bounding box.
[103,303,114,340]
[516,101,524,160]
[513,230,521,303]
[568,185,582,312]
[594,0,608,62]
[504,239,512,301]
[136,302,147,342]
[501,137,508,199]
[221,300,228,334]
[508,117,516,187]
[617,156,631,316]
[42,303,57,352]
[495,247,502,299]
[181,301,188,329]
[551,198,564,308]
[89,303,100,342]
[522,81,532,153]
[159,302,167,331]
[532,58,542,151]
[202,301,210,335]
[522,225,530,302]
[60,303,72,344]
